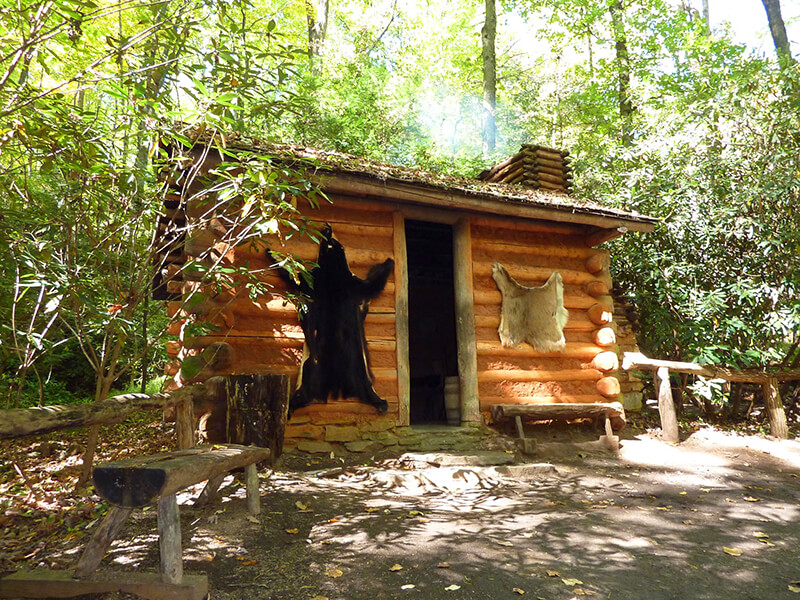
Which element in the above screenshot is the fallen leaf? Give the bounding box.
[437,562,451,569]
[789,583,800,593]
[419,518,431,523]
[285,528,299,534]
[743,496,761,503]
[365,507,380,513]
[326,567,343,578]
[682,520,693,525]
[562,578,583,586]
[546,570,559,577]
[296,501,312,511]
[445,584,461,591]
[513,587,525,594]
[409,510,424,516]
[545,501,566,507]
[389,564,404,572]
[310,596,329,600]
[753,531,769,539]
[239,559,258,566]
[401,584,415,590]
[497,541,513,547]
[246,515,260,524]
[723,547,743,556]
[328,518,339,523]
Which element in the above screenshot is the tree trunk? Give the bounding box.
[481,0,497,155]
[701,0,710,34]
[306,0,330,62]
[609,0,634,145]
[761,0,793,64]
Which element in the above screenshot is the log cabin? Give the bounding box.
[155,132,657,450]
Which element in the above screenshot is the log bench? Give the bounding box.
[0,444,270,600]
[491,402,626,454]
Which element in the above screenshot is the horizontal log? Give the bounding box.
[292,400,399,418]
[186,333,396,353]
[596,376,621,397]
[472,261,600,286]
[591,351,619,372]
[588,302,613,325]
[531,164,571,179]
[585,280,610,297]
[535,171,568,186]
[476,341,602,359]
[585,251,610,274]
[479,394,608,409]
[470,238,598,260]
[478,368,603,383]
[0,386,207,440]
[491,401,625,431]
[470,217,587,237]
[472,289,598,310]
[473,313,598,332]
[593,327,617,346]
[93,444,270,508]
[621,352,800,383]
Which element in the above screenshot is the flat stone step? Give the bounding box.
[399,451,516,467]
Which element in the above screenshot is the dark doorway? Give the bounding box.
[405,220,459,424]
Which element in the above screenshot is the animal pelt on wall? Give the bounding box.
[492,263,568,352]
[267,225,394,414]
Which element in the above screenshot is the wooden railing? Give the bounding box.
[622,352,800,441]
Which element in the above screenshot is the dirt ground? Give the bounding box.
[4,420,799,600]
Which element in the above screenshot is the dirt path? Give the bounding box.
[46,427,800,600]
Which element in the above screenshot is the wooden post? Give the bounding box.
[225,374,289,463]
[655,367,679,442]
[453,218,480,423]
[245,463,260,515]
[157,495,183,584]
[175,398,195,450]
[393,211,411,427]
[763,377,788,439]
[194,473,226,507]
[74,507,133,578]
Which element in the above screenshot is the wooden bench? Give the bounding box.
[491,402,626,454]
[0,444,270,600]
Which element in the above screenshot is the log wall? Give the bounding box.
[469,217,622,420]
[171,195,401,446]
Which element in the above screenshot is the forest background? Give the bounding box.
[1,0,799,425]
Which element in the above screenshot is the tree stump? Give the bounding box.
[224,374,290,464]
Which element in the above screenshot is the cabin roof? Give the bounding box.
[168,129,658,232]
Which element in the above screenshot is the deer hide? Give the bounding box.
[492,263,568,352]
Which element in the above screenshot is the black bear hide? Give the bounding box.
[268,226,394,414]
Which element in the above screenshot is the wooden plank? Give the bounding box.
[92,444,270,508]
[655,367,679,443]
[393,211,411,427]
[157,495,182,584]
[454,218,480,423]
[0,571,208,600]
[74,507,133,578]
[471,238,599,259]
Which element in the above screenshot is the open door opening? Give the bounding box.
[405,220,459,424]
